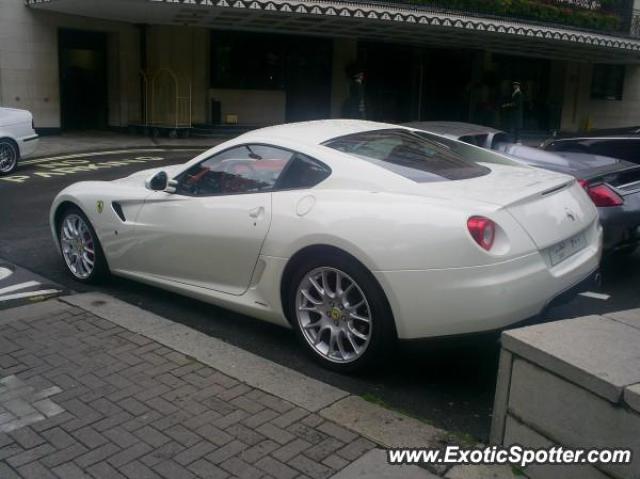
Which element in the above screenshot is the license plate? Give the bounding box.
[549,232,587,266]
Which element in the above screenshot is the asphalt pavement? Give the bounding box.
[1,147,638,442]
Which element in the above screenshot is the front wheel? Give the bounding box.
[58,206,109,283]
[287,253,396,373]
[0,139,19,176]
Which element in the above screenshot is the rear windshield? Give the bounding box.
[323,129,490,182]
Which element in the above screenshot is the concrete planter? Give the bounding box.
[490,309,640,479]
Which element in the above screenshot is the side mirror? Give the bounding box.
[145,171,169,191]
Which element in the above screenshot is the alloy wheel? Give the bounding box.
[60,214,96,279]
[0,142,17,173]
[296,267,372,363]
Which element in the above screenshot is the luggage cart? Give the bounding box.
[129,68,192,138]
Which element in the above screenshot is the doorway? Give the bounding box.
[358,42,416,123]
[285,36,332,122]
[210,30,332,123]
[492,54,552,132]
[421,49,475,123]
[59,29,108,130]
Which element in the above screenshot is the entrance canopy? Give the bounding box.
[28,0,640,62]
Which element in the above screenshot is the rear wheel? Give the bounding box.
[58,206,109,283]
[0,139,19,176]
[286,253,396,373]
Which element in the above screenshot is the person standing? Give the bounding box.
[502,81,524,142]
[343,70,367,119]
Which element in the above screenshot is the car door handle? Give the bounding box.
[249,207,264,218]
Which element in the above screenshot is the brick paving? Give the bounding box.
[0,305,375,479]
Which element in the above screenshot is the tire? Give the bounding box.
[0,139,19,176]
[58,205,109,283]
[285,252,396,373]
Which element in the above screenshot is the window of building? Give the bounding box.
[211,31,285,90]
[591,64,625,101]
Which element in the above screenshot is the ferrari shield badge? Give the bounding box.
[97,200,104,214]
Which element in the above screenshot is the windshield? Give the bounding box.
[323,129,490,182]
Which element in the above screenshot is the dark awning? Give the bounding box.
[27,0,640,62]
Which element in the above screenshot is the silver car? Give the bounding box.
[406,121,640,255]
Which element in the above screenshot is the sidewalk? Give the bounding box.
[0,294,518,479]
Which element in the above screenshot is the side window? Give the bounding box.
[459,134,488,147]
[491,133,510,149]
[175,145,292,196]
[276,154,331,190]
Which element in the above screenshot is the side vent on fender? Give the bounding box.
[112,202,127,222]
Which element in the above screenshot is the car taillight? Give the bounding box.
[578,180,623,207]
[467,216,496,251]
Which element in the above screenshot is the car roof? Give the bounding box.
[404,121,503,138]
[238,119,402,145]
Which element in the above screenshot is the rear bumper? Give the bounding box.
[399,269,601,346]
[19,134,39,159]
[599,195,640,252]
[542,267,601,310]
[375,225,602,339]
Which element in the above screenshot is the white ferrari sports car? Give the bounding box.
[50,120,602,371]
[0,107,39,175]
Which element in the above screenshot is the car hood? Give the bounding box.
[0,107,32,127]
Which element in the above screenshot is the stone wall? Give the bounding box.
[561,61,640,131]
[0,0,140,129]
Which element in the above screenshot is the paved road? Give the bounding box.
[0,260,67,310]
[1,149,639,441]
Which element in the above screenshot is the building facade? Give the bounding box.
[2,0,640,134]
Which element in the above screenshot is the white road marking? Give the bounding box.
[0,289,60,302]
[579,291,611,301]
[0,280,41,296]
[0,267,13,281]
[21,149,165,165]
[21,148,203,166]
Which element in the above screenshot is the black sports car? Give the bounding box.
[542,136,640,166]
